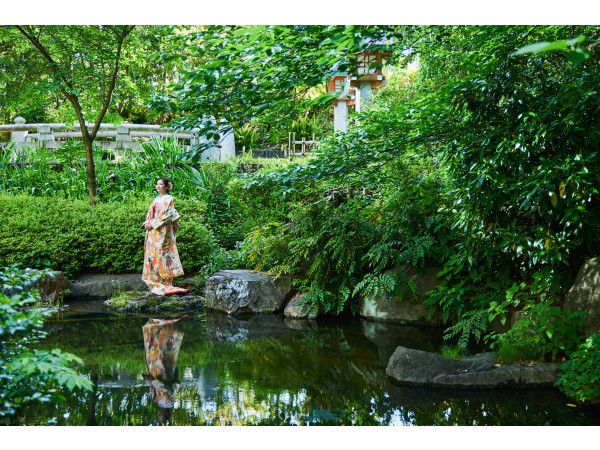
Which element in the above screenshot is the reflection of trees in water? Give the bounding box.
[16,316,600,425]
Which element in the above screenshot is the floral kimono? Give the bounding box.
[142,194,189,296]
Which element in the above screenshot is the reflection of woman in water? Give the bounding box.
[142,317,185,424]
[142,177,190,296]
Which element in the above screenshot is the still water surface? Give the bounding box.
[18,307,600,426]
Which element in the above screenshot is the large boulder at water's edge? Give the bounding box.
[358,266,442,325]
[284,293,318,319]
[386,346,561,389]
[204,270,294,314]
[564,257,600,337]
[36,271,70,303]
[2,270,69,304]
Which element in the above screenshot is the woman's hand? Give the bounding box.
[144,223,153,231]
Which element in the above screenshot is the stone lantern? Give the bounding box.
[326,42,393,132]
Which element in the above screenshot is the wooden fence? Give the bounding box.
[286,132,320,160]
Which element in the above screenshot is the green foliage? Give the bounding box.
[556,331,600,403]
[489,301,587,362]
[184,162,245,248]
[494,341,540,365]
[1,137,241,203]
[0,194,213,276]
[152,25,395,159]
[0,26,191,125]
[443,309,488,353]
[514,35,591,66]
[439,344,462,359]
[420,27,600,310]
[194,247,244,290]
[233,124,258,150]
[0,266,92,423]
[238,151,444,314]
[289,116,319,140]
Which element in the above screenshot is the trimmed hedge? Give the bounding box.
[0,194,214,277]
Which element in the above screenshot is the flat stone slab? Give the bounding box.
[104,291,203,313]
[386,346,561,389]
[71,273,199,300]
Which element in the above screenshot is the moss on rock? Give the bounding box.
[104,291,204,313]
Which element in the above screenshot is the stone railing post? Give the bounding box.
[116,126,131,149]
[220,118,235,161]
[37,124,55,147]
[11,117,28,146]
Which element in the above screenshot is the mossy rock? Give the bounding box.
[104,291,204,313]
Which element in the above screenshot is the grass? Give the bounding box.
[439,344,463,359]
[495,342,540,365]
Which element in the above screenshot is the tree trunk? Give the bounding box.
[81,131,97,205]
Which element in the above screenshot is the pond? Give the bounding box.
[16,305,600,426]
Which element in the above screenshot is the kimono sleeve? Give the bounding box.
[149,197,180,229]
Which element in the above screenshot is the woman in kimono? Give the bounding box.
[142,177,190,296]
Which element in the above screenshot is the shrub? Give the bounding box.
[489,301,587,362]
[494,341,539,365]
[0,194,214,277]
[556,331,600,403]
[237,152,444,314]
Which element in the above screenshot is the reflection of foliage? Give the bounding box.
[16,314,600,425]
[0,266,92,424]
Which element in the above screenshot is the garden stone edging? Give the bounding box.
[386,346,562,389]
[70,273,199,300]
[3,270,70,304]
[204,270,294,314]
[564,257,600,337]
[358,266,443,325]
[284,293,318,319]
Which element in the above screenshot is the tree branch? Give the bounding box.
[13,25,90,141]
[14,25,76,99]
[90,25,134,140]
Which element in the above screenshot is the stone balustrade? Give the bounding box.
[0,117,200,150]
[0,117,236,162]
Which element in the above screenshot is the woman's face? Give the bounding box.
[156,179,167,195]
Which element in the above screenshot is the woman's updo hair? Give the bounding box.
[157,177,173,193]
